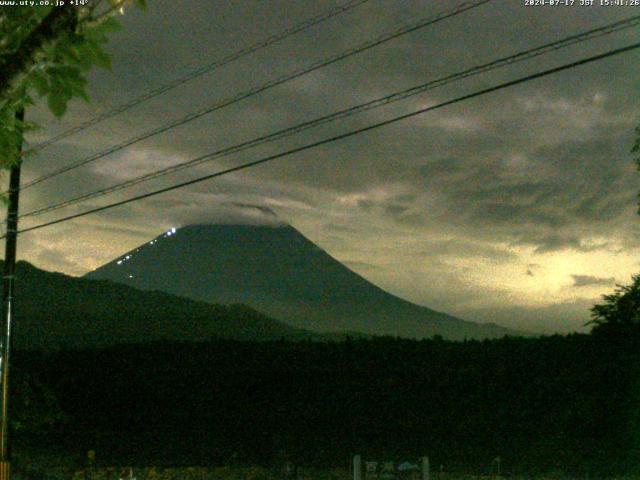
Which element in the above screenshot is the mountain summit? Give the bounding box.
[86,223,521,340]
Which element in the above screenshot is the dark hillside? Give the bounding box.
[6,261,323,349]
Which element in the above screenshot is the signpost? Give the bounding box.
[353,456,429,480]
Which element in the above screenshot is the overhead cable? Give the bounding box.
[19,15,640,220]
[12,41,640,238]
[29,0,373,151]
[21,0,493,190]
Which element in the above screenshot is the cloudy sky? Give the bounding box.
[12,0,640,334]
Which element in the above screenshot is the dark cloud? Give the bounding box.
[354,193,417,219]
[384,204,409,217]
[357,199,375,211]
[571,275,616,288]
[420,239,517,262]
[228,203,279,218]
[528,234,595,254]
[404,133,637,253]
[526,263,540,277]
[416,158,464,184]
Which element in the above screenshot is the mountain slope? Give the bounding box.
[85,223,523,340]
[6,261,323,350]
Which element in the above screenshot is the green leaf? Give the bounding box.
[93,47,112,70]
[22,94,35,107]
[74,42,97,70]
[29,71,49,97]
[47,94,67,117]
[102,16,123,33]
[65,74,84,90]
[89,16,122,40]
[47,79,68,117]
[632,128,640,154]
[135,0,147,10]
[77,88,91,103]
[21,121,39,133]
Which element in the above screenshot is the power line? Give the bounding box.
[21,0,493,191]
[11,41,640,238]
[29,0,373,151]
[19,14,640,220]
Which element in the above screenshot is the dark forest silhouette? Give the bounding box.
[6,264,640,477]
[10,329,640,477]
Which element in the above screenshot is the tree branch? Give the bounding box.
[0,7,78,96]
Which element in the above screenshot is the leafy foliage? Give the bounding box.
[633,125,640,212]
[0,0,147,168]
[589,274,640,335]
[14,333,639,477]
[11,370,67,434]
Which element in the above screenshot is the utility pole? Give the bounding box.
[0,108,24,480]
